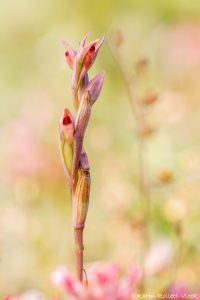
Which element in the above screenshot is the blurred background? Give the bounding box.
[1,0,200,296]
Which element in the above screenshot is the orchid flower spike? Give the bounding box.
[60,34,105,282]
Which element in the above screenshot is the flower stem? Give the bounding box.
[74,227,84,281]
[109,42,151,291]
[72,88,79,111]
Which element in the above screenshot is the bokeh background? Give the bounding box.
[1,0,200,296]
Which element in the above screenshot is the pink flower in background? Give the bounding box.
[161,23,200,75]
[4,297,21,300]
[51,266,85,298]
[1,97,62,183]
[145,239,173,275]
[164,285,200,300]
[164,284,189,300]
[51,263,142,300]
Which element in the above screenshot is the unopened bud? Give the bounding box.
[73,169,90,229]
[85,71,105,105]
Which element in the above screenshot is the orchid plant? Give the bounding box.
[59,34,105,281]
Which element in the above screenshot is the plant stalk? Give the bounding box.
[109,43,151,291]
[74,227,84,281]
[72,88,79,111]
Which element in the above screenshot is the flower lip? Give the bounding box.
[65,51,69,57]
[84,45,96,68]
[62,109,73,125]
[78,39,99,62]
[63,115,71,125]
[89,45,95,53]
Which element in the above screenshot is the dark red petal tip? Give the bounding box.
[62,109,72,125]
[89,45,95,53]
[62,115,72,125]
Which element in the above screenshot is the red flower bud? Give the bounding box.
[60,109,75,144]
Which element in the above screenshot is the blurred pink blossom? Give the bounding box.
[4,297,21,300]
[165,285,200,300]
[1,97,62,183]
[51,263,142,300]
[4,290,44,300]
[161,23,200,75]
[51,266,85,298]
[145,239,173,275]
[164,284,189,300]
